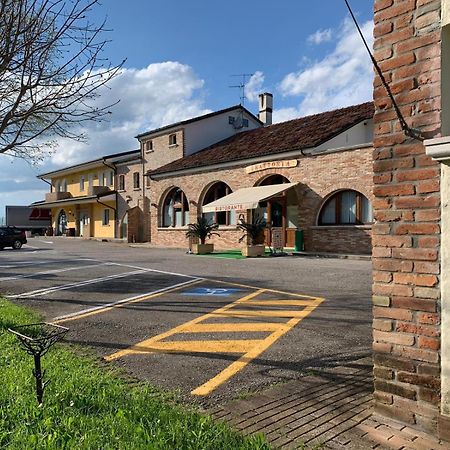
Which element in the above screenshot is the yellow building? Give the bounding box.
[33,150,140,239]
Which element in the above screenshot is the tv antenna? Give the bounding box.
[229,73,253,107]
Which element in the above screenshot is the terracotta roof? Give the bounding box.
[38,149,140,179]
[150,102,374,177]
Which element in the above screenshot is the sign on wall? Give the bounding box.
[245,159,298,174]
[271,227,284,251]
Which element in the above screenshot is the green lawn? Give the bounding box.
[0,298,270,449]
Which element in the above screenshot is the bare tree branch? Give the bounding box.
[0,0,124,163]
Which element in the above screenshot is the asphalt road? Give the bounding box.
[0,237,372,407]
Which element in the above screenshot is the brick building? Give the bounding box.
[372,0,449,441]
[34,99,375,254]
[147,101,374,254]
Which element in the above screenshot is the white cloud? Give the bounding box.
[51,62,211,166]
[307,28,333,45]
[275,19,373,121]
[0,61,210,215]
[245,71,265,103]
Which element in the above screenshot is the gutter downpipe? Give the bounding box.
[102,159,118,238]
[40,177,53,192]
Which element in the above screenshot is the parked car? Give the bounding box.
[0,226,27,250]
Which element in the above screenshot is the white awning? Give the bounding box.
[202,183,298,212]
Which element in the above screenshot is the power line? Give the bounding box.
[344,0,423,141]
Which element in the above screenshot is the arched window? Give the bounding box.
[258,174,290,186]
[57,209,67,235]
[202,182,236,226]
[319,190,373,225]
[162,188,189,227]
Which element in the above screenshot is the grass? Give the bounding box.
[0,298,271,449]
[195,248,293,260]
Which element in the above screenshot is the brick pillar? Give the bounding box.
[372,0,443,436]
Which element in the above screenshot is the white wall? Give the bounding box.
[184,109,261,156]
[313,119,373,153]
[441,162,450,416]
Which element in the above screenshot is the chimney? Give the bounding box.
[258,92,273,126]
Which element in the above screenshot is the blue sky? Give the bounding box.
[0,0,374,220]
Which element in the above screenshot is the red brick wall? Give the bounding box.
[309,226,372,255]
[149,146,374,253]
[372,0,443,435]
[116,161,150,242]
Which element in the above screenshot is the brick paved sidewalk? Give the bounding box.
[210,358,450,450]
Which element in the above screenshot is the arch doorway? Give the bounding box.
[255,175,298,248]
[57,210,67,236]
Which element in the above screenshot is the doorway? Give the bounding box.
[255,175,298,248]
[56,210,67,236]
[79,212,89,237]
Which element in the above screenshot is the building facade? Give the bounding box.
[34,100,375,254]
[34,150,141,239]
[34,100,376,254]
[148,101,374,254]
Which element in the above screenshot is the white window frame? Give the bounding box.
[169,133,177,146]
[145,140,153,152]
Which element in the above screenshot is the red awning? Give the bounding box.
[29,208,51,220]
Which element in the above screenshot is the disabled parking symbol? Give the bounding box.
[181,287,241,297]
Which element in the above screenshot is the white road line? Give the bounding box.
[0,260,58,268]
[0,263,108,282]
[107,262,198,279]
[0,258,98,269]
[8,269,148,298]
[23,245,39,249]
[52,277,202,322]
[35,240,54,244]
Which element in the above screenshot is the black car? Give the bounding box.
[0,227,27,250]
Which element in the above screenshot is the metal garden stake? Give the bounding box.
[8,322,69,405]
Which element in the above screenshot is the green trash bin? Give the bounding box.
[295,230,304,252]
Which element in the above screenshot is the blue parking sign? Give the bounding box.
[181,287,241,297]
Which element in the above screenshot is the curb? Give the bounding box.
[291,251,371,261]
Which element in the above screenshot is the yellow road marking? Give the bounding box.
[104,285,324,396]
[211,309,311,318]
[105,289,266,361]
[191,305,322,396]
[117,340,264,354]
[246,299,322,307]
[54,279,203,324]
[208,278,323,300]
[182,323,284,333]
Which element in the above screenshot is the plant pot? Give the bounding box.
[241,245,265,257]
[192,243,214,255]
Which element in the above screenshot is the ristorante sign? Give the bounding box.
[245,159,298,174]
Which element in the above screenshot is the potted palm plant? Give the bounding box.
[238,215,267,257]
[186,216,220,254]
